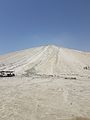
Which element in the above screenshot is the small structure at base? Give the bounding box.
[0,71,15,77]
[83,66,90,70]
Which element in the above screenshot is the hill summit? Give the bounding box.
[0,45,90,76]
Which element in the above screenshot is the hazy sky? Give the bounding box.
[0,0,90,54]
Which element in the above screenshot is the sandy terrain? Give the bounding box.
[0,45,90,120]
[0,75,90,120]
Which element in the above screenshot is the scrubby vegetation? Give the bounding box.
[65,77,76,80]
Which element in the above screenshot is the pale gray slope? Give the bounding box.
[0,45,90,76]
[0,45,90,120]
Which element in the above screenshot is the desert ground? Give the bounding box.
[0,45,90,120]
[0,75,90,120]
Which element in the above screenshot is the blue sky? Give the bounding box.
[0,0,90,54]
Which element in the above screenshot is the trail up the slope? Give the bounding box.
[0,45,90,76]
